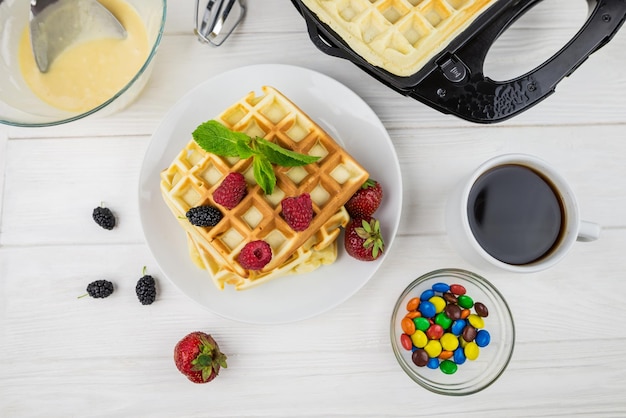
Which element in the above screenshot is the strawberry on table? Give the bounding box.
[174,332,227,384]
[345,178,383,218]
[344,217,385,261]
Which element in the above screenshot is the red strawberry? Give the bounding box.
[173,331,227,384]
[213,172,247,209]
[345,179,383,218]
[344,217,385,261]
[238,240,273,270]
[281,193,313,231]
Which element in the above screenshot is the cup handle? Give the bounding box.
[577,221,601,242]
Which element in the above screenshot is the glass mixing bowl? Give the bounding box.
[0,0,166,127]
[390,268,515,395]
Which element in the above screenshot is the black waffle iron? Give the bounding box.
[292,0,626,124]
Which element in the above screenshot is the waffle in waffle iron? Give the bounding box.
[299,0,498,77]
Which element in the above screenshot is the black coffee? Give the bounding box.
[467,164,564,265]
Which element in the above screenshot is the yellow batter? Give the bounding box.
[18,0,149,112]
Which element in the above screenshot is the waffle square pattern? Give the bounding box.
[300,0,497,77]
[160,86,369,290]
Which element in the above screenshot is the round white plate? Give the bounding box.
[138,64,402,324]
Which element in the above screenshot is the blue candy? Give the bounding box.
[432,282,450,293]
[418,301,436,318]
[427,357,440,369]
[450,319,466,336]
[453,347,466,365]
[475,329,491,347]
[420,289,435,301]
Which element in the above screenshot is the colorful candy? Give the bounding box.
[400,281,492,375]
[411,330,428,348]
[406,297,420,312]
[475,330,491,347]
[440,360,458,375]
[418,300,436,318]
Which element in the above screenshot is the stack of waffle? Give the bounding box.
[300,0,498,76]
[160,86,369,290]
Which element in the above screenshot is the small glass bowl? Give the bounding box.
[390,268,515,395]
[0,0,166,127]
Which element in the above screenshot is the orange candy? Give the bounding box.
[460,308,471,319]
[406,297,420,312]
[405,311,421,319]
[401,317,416,335]
[438,350,454,360]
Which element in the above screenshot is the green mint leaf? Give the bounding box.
[235,140,256,159]
[192,120,251,157]
[253,154,276,195]
[254,137,320,167]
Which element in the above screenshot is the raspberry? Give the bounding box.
[81,280,114,299]
[213,172,247,209]
[186,205,223,227]
[92,206,116,230]
[281,193,313,231]
[238,240,272,270]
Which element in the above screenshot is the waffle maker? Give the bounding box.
[292,0,626,124]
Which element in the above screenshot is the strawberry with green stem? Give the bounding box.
[344,217,385,261]
[174,331,227,384]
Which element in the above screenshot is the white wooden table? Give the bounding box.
[2,1,626,416]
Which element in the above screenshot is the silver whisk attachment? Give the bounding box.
[194,0,246,46]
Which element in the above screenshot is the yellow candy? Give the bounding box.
[464,341,480,360]
[468,314,485,329]
[440,333,460,352]
[429,296,446,313]
[410,330,428,348]
[424,340,443,358]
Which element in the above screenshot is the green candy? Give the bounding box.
[440,360,458,375]
[435,312,452,330]
[413,316,430,332]
[457,294,474,309]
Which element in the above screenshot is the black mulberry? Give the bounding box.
[81,280,114,299]
[93,206,116,230]
[186,205,223,227]
[136,272,157,305]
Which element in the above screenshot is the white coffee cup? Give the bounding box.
[446,154,600,273]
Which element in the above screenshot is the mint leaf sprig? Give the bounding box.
[192,120,320,194]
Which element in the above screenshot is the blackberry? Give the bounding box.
[81,280,114,299]
[135,271,157,305]
[93,206,116,230]
[186,205,223,227]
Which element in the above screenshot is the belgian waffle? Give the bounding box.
[300,0,498,77]
[160,86,369,290]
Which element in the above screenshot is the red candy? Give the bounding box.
[426,324,444,340]
[400,333,413,351]
[450,284,466,295]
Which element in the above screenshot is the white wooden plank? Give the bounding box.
[0,131,6,223]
